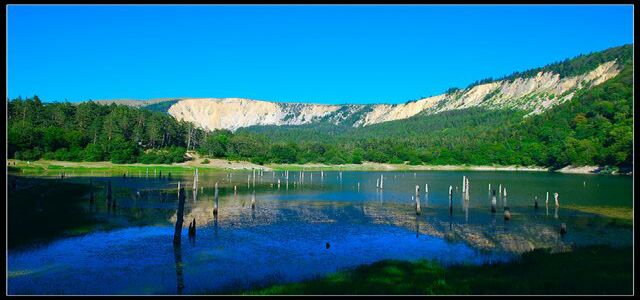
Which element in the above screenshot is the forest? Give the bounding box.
[7,49,632,169]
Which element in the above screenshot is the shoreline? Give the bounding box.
[6,159,626,175]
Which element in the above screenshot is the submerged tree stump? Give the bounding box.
[213,182,219,217]
[173,183,186,245]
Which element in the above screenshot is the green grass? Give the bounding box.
[7,160,227,175]
[242,245,632,295]
[564,205,633,226]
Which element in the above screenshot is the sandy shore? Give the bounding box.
[8,159,621,175]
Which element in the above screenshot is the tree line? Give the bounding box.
[7,50,632,169]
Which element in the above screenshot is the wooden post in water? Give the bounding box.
[415,195,421,215]
[425,183,429,194]
[357,182,360,191]
[462,176,466,193]
[213,182,219,217]
[490,190,497,213]
[534,196,539,209]
[546,192,549,206]
[448,185,453,214]
[504,209,511,221]
[554,193,559,207]
[488,183,491,191]
[234,185,237,195]
[188,218,196,237]
[173,183,186,245]
[376,178,380,189]
[380,174,384,189]
[415,185,420,197]
[251,191,256,209]
[503,188,508,210]
[277,179,281,189]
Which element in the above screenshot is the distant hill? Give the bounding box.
[93,44,631,132]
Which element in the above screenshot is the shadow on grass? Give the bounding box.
[240,245,632,295]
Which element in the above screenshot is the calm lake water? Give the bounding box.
[7,170,633,295]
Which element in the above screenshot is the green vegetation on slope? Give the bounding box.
[462,44,632,89]
[7,45,632,169]
[7,99,205,163]
[231,60,632,168]
[244,245,632,295]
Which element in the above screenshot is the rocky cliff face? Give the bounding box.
[100,59,621,132]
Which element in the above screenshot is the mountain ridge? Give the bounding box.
[88,44,631,132]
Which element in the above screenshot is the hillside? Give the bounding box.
[8,44,633,170]
[96,44,630,132]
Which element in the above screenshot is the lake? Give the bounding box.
[7,170,633,295]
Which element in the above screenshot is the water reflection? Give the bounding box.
[7,170,633,295]
[173,245,185,295]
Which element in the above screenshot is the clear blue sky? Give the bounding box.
[7,5,633,104]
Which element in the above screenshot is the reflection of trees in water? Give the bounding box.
[357,201,570,254]
[91,175,627,256]
[173,245,185,295]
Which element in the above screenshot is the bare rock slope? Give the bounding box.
[164,59,620,131]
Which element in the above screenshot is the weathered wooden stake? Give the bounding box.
[251,191,256,209]
[504,209,511,221]
[213,182,219,217]
[425,183,429,194]
[415,185,420,197]
[462,176,466,193]
[546,192,549,206]
[188,218,196,237]
[554,192,559,207]
[491,190,497,213]
[380,174,384,189]
[448,185,453,214]
[173,183,186,245]
[415,195,421,215]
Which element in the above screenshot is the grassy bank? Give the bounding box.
[242,245,632,295]
[8,159,552,174]
[8,159,626,175]
[564,205,633,226]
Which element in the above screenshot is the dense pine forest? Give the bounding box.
[7,48,632,169]
[7,100,204,163]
